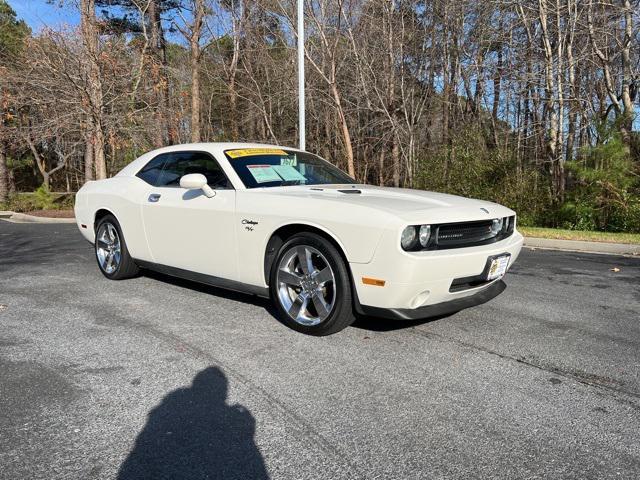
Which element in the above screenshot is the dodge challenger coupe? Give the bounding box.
[75,143,523,335]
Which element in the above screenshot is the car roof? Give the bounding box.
[152,142,297,153]
[116,142,301,179]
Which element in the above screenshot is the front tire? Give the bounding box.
[95,214,139,280]
[269,233,355,336]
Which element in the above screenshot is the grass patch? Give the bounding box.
[520,226,640,245]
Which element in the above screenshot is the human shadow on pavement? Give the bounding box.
[117,367,269,480]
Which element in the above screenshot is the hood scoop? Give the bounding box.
[338,189,361,194]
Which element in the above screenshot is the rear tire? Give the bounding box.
[269,232,355,336]
[95,214,139,280]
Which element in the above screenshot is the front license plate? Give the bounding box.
[486,255,510,281]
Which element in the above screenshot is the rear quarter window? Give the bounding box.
[136,154,169,186]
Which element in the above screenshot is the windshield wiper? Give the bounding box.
[280,180,303,186]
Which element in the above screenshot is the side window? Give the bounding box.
[136,154,169,186]
[156,152,231,189]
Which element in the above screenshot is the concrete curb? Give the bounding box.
[1,211,76,224]
[523,237,640,256]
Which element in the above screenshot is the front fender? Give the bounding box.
[234,192,393,287]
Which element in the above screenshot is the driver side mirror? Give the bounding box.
[179,173,216,198]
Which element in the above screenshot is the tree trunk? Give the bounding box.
[0,144,8,203]
[492,49,502,121]
[228,1,243,142]
[620,0,634,146]
[441,7,451,186]
[149,0,172,146]
[80,0,107,179]
[26,136,48,188]
[473,50,485,115]
[190,0,204,143]
[565,100,577,162]
[94,119,106,179]
[392,135,400,187]
[385,0,400,187]
[229,75,239,141]
[554,0,565,199]
[539,0,560,200]
[565,1,578,164]
[149,0,165,148]
[378,150,385,186]
[330,82,355,178]
[84,129,94,183]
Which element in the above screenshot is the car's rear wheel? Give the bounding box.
[95,214,139,280]
[269,232,355,335]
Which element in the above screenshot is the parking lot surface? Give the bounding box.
[1,221,639,479]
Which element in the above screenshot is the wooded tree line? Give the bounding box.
[0,0,638,230]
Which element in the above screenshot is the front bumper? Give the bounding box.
[356,279,506,320]
[350,230,523,315]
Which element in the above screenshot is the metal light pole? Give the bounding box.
[297,0,305,151]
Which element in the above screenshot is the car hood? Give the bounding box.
[261,184,515,223]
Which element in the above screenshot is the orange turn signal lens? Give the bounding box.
[362,277,386,287]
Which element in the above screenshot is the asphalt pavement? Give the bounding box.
[1,221,639,479]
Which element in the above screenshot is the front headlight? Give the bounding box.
[401,226,418,250]
[491,218,504,235]
[402,225,431,250]
[419,225,431,247]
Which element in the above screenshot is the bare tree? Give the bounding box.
[1,0,638,230]
[175,0,205,143]
[80,0,107,180]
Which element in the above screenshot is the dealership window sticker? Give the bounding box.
[226,148,287,158]
[272,165,306,182]
[247,165,283,183]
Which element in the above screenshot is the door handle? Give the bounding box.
[148,193,161,203]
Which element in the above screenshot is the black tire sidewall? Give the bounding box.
[269,233,354,335]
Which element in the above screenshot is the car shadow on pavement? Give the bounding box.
[140,269,279,320]
[140,269,455,334]
[117,367,269,480]
[352,312,456,332]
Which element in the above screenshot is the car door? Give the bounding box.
[140,150,238,281]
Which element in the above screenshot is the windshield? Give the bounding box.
[224,148,355,189]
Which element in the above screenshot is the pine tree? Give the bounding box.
[0,0,30,203]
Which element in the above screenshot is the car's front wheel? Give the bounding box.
[95,214,139,280]
[269,232,355,335]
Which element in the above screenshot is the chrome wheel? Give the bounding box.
[276,245,336,326]
[96,222,121,275]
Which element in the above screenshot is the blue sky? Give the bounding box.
[8,0,80,31]
[7,1,208,42]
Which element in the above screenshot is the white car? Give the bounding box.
[75,143,523,335]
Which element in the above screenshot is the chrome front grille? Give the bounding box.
[436,221,496,247]
[427,216,515,250]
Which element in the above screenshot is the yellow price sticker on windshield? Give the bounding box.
[226,148,287,159]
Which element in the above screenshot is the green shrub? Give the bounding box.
[4,193,40,212]
[414,124,552,226]
[563,123,639,232]
[2,189,74,212]
[34,184,55,209]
